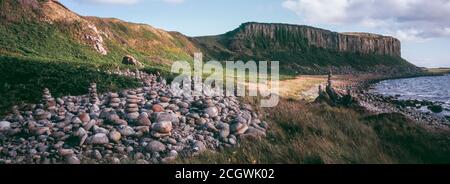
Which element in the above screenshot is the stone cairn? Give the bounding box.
[315,70,355,107]
[56,107,66,122]
[125,91,140,120]
[136,88,146,106]
[108,93,120,108]
[89,83,100,105]
[42,88,56,111]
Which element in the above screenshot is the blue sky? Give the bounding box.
[60,0,450,68]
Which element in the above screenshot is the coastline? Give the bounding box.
[357,70,450,91]
[353,71,450,129]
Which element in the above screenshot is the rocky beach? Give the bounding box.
[0,70,268,164]
[356,74,450,129]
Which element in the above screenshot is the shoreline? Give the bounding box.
[353,72,450,129]
[357,71,449,91]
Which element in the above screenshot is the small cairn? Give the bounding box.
[108,93,121,108]
[315,70,355,107]
[42,88,56,111]
[125,91,140,120]
[33,109,50,121]
[136,88,146,106]
[88,83,100,105]
[5,105,25,123]
[327,70,333,87]
[56,107,66,122]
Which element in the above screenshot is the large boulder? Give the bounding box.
[122,55,142,66]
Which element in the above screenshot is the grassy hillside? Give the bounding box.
[177,98,450,164]
[0,0,197,68]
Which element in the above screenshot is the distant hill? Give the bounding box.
[0,0,199,69]
[0,0,421,75]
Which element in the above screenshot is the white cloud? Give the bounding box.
[395,29,426,42]
[162,0,185,4]
[282,0,450,41]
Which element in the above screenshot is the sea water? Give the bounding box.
[371,74,450,116]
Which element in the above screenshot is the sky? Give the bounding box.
[59,0,450,68]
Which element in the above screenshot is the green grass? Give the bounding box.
[0,56,141,114]
[176,98,450,164]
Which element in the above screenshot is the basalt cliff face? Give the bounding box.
[196,22,401,58]
[337,32,401,57]
[232,23,401,56]
[195,22,417,75]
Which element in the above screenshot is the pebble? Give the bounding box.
[230,123,249,135]
[58,148,74,157]
[79,113,90,123]
[137,113,151,126]
[118,125,135,137]
[146,141,166,153]
[152,121,173,133]
[218,123,230,140]
[109,131,122,142]
[0,121,11,132]
[152,104,165,112]
[91,133,109,145]
[193,141,207,153]
[93,150,102,160]
[66,155,81,164]
[204,107,219,117]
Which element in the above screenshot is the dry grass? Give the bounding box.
[279,75,326,101]
[261,74,382,101]
[427,68,450,74]
[175,97,450,164]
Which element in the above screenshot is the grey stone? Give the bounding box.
[151,121,173,133]
[118,125,135,137]
[146,141,166,153]
[92,133,109,145]
[204,107,219,117]
[0,121,11,132]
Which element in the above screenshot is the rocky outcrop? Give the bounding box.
[222,22,401,57]
[122,55,142,66]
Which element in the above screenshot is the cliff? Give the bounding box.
[211,22,401,57]
[194,22,417,75]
